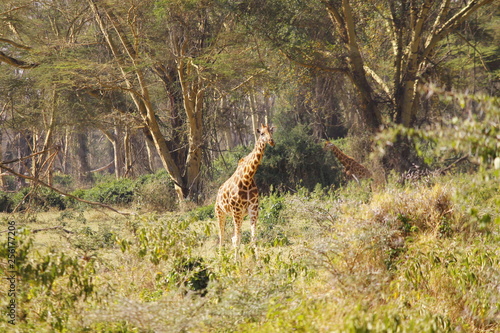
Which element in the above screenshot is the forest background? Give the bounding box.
[0,0,499,332]
[0,0,497,202]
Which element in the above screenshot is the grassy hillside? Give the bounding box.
[1,170,499,332]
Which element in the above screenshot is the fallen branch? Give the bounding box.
[32,226,75,234]
[89,160,114,173]
[0,161,134,216]
[0,225,75,234]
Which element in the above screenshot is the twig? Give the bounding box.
[89,160,114,173]
[437,155,469,175]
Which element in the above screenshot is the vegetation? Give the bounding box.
[0,0,499,332]
[0,168,498,332]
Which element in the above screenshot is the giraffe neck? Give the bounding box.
[239,139,267,179]
[329,144,351,168]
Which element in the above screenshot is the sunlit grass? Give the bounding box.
[1,171,498,332]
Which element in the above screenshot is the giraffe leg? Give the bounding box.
[248,203,259,245]
[232,213,243,257]
[215,206,226,252]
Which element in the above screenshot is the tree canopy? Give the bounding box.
[0,0,498,200]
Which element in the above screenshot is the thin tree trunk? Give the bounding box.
[144,136,155,173]
[0,131,4,189]
[177,55,204,200]
[62,129,71,174]
[75,132,92,184]
[124,127,132,177]
[100,126,124,179]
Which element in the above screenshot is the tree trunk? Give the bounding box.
[144,136,155,173]
[100,125,125,179]
[248,91,259,142]
[0,131,3,189]
[177,57,204,200]
[74,132,92,185]
[88,0,203,202]
[325,0,381,132]
[124,127,132,177]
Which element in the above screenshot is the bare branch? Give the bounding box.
[1,147,57,165]
[0,51,38,69]
[0,160,134,216]
[279,49,348,74]
[363,65,393,102]
[0,38,32,50]
[424,0,495,58]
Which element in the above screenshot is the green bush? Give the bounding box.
[257,124,342,192]
[212,124,343,194]
[0,227,99,331]
[187,204,215,221]
[82,178,135,205]
[158,256,211,296]
[52,172,74,191]
[258,193,291,247]
[10,186,66,211]
[73,225,116,251]
[134,170,177,211]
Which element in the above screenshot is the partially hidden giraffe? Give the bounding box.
[215,124,275,255]
[324,141,372,182]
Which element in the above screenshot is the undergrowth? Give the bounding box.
[0,170,498,332]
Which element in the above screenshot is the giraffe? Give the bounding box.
[215,124,275,256]
[324,141,372,182]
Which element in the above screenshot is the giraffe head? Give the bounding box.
[257,124,275,147]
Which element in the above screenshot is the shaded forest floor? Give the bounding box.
[1,170,499,332]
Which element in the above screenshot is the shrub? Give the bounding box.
[134,170,177,211]
[0,227,99,331]
[187,204,215,221]
[52,172,74,191]
[258,124,343,192]
[212,124,342,194]
[258,193,291,247]
[370,183,454,235]
[83,178,135,205]
[158,257,211,296]
[73,225,116,251]
[10,186,66,211]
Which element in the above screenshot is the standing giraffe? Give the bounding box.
[324,141,372,182]
[215,124,275,255]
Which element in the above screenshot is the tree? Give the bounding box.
[83,0,240,201]
[235,0,497,170]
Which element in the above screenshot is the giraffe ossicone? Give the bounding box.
[215,124,275,257]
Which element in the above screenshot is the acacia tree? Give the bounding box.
[84,0,233,201]
[236,0,497,170]
[323,0,496,128]
[1,0,101,185]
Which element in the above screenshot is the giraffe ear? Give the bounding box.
[270,126,276,133]
[256,128,261,134]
